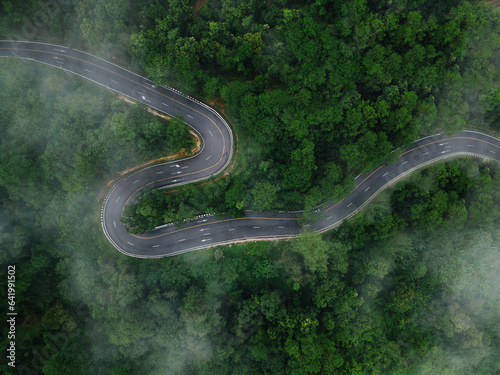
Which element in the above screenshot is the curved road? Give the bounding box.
[2,41,500,258]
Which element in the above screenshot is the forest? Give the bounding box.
[0,0,499,374]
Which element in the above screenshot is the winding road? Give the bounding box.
[2,41,500,258]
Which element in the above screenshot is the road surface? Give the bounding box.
[1,41,499,258]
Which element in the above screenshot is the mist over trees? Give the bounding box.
[0,0,499,374]
[123,0,499,223]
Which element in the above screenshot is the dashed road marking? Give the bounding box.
[402,161,408,165]
[423,152,429,155]
[182,166,188,169]
[127,241,134,246]
[253,227,261,229]
[133,180,140,184]
[156,171,163,174]
[162,102,169,106]
[365,187,370,192]
[209,130,213,137]
[490,150,496,154]
[326,216,332,220]
[84,68,91,73]
[347,203,353,207]
[229,228,235,231]
[113,221,116,228]
[468,145,474,147]
[116,196,120,203]
[153,245,160,248]
[383,172,388,177]
[206,155,212,160]
[203,233,211,236]
[178,239,185,242]
[187,115,193,119]
[111,79,118,84]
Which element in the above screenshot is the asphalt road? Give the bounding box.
[2,41,500,258]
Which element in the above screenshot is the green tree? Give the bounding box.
[291,231,330,273]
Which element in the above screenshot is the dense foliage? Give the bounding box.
[1,92,499,372]
[129,0,500,209]
[2,0,499,219]
[114,0,500,228]
[0,1,499,374]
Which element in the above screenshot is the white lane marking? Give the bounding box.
[490,150,496,154]
[439,143,448,146]
[417,133,441,141]
[209,130,213,137]
[468,145,474,147]
[170,164,180,168]
[172,171,181,175]
[253,227,261,229]
[113,221,116,228]
[441,150,451,154]
[355,175,360,179]
[84,68,91,73]
[445,146,451,149]
[116,196,121,203]
[181,166,188,169]
[203,233,211,236]
[133,180,140,184]
[326,216,332,220]
[53,56,64,60]
[153,245,160,248]
[187,115,194,119]
[278,226,285,229]
[137,91,144,95]
[111,79,118,84]
[178,239,185,242]
[201,238,211,242]
[423,152,429,155]
[365,187,370,192]
[463,130,500,142]
[383,172,388,177]
[127,242,134,246]
[402,161,408,165]
[54,48,65,52]
[156,171,163,174]
[206,155,212,160]
[347,203,353,207]
[172,179,182,183]
[229,228,235,231]
[199,228,209,231]
[197,219,207,223]
[141,96,150,103]
[162,102,169,106]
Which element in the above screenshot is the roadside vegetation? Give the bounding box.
[123,0,499,228]
[0,0,499,374]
